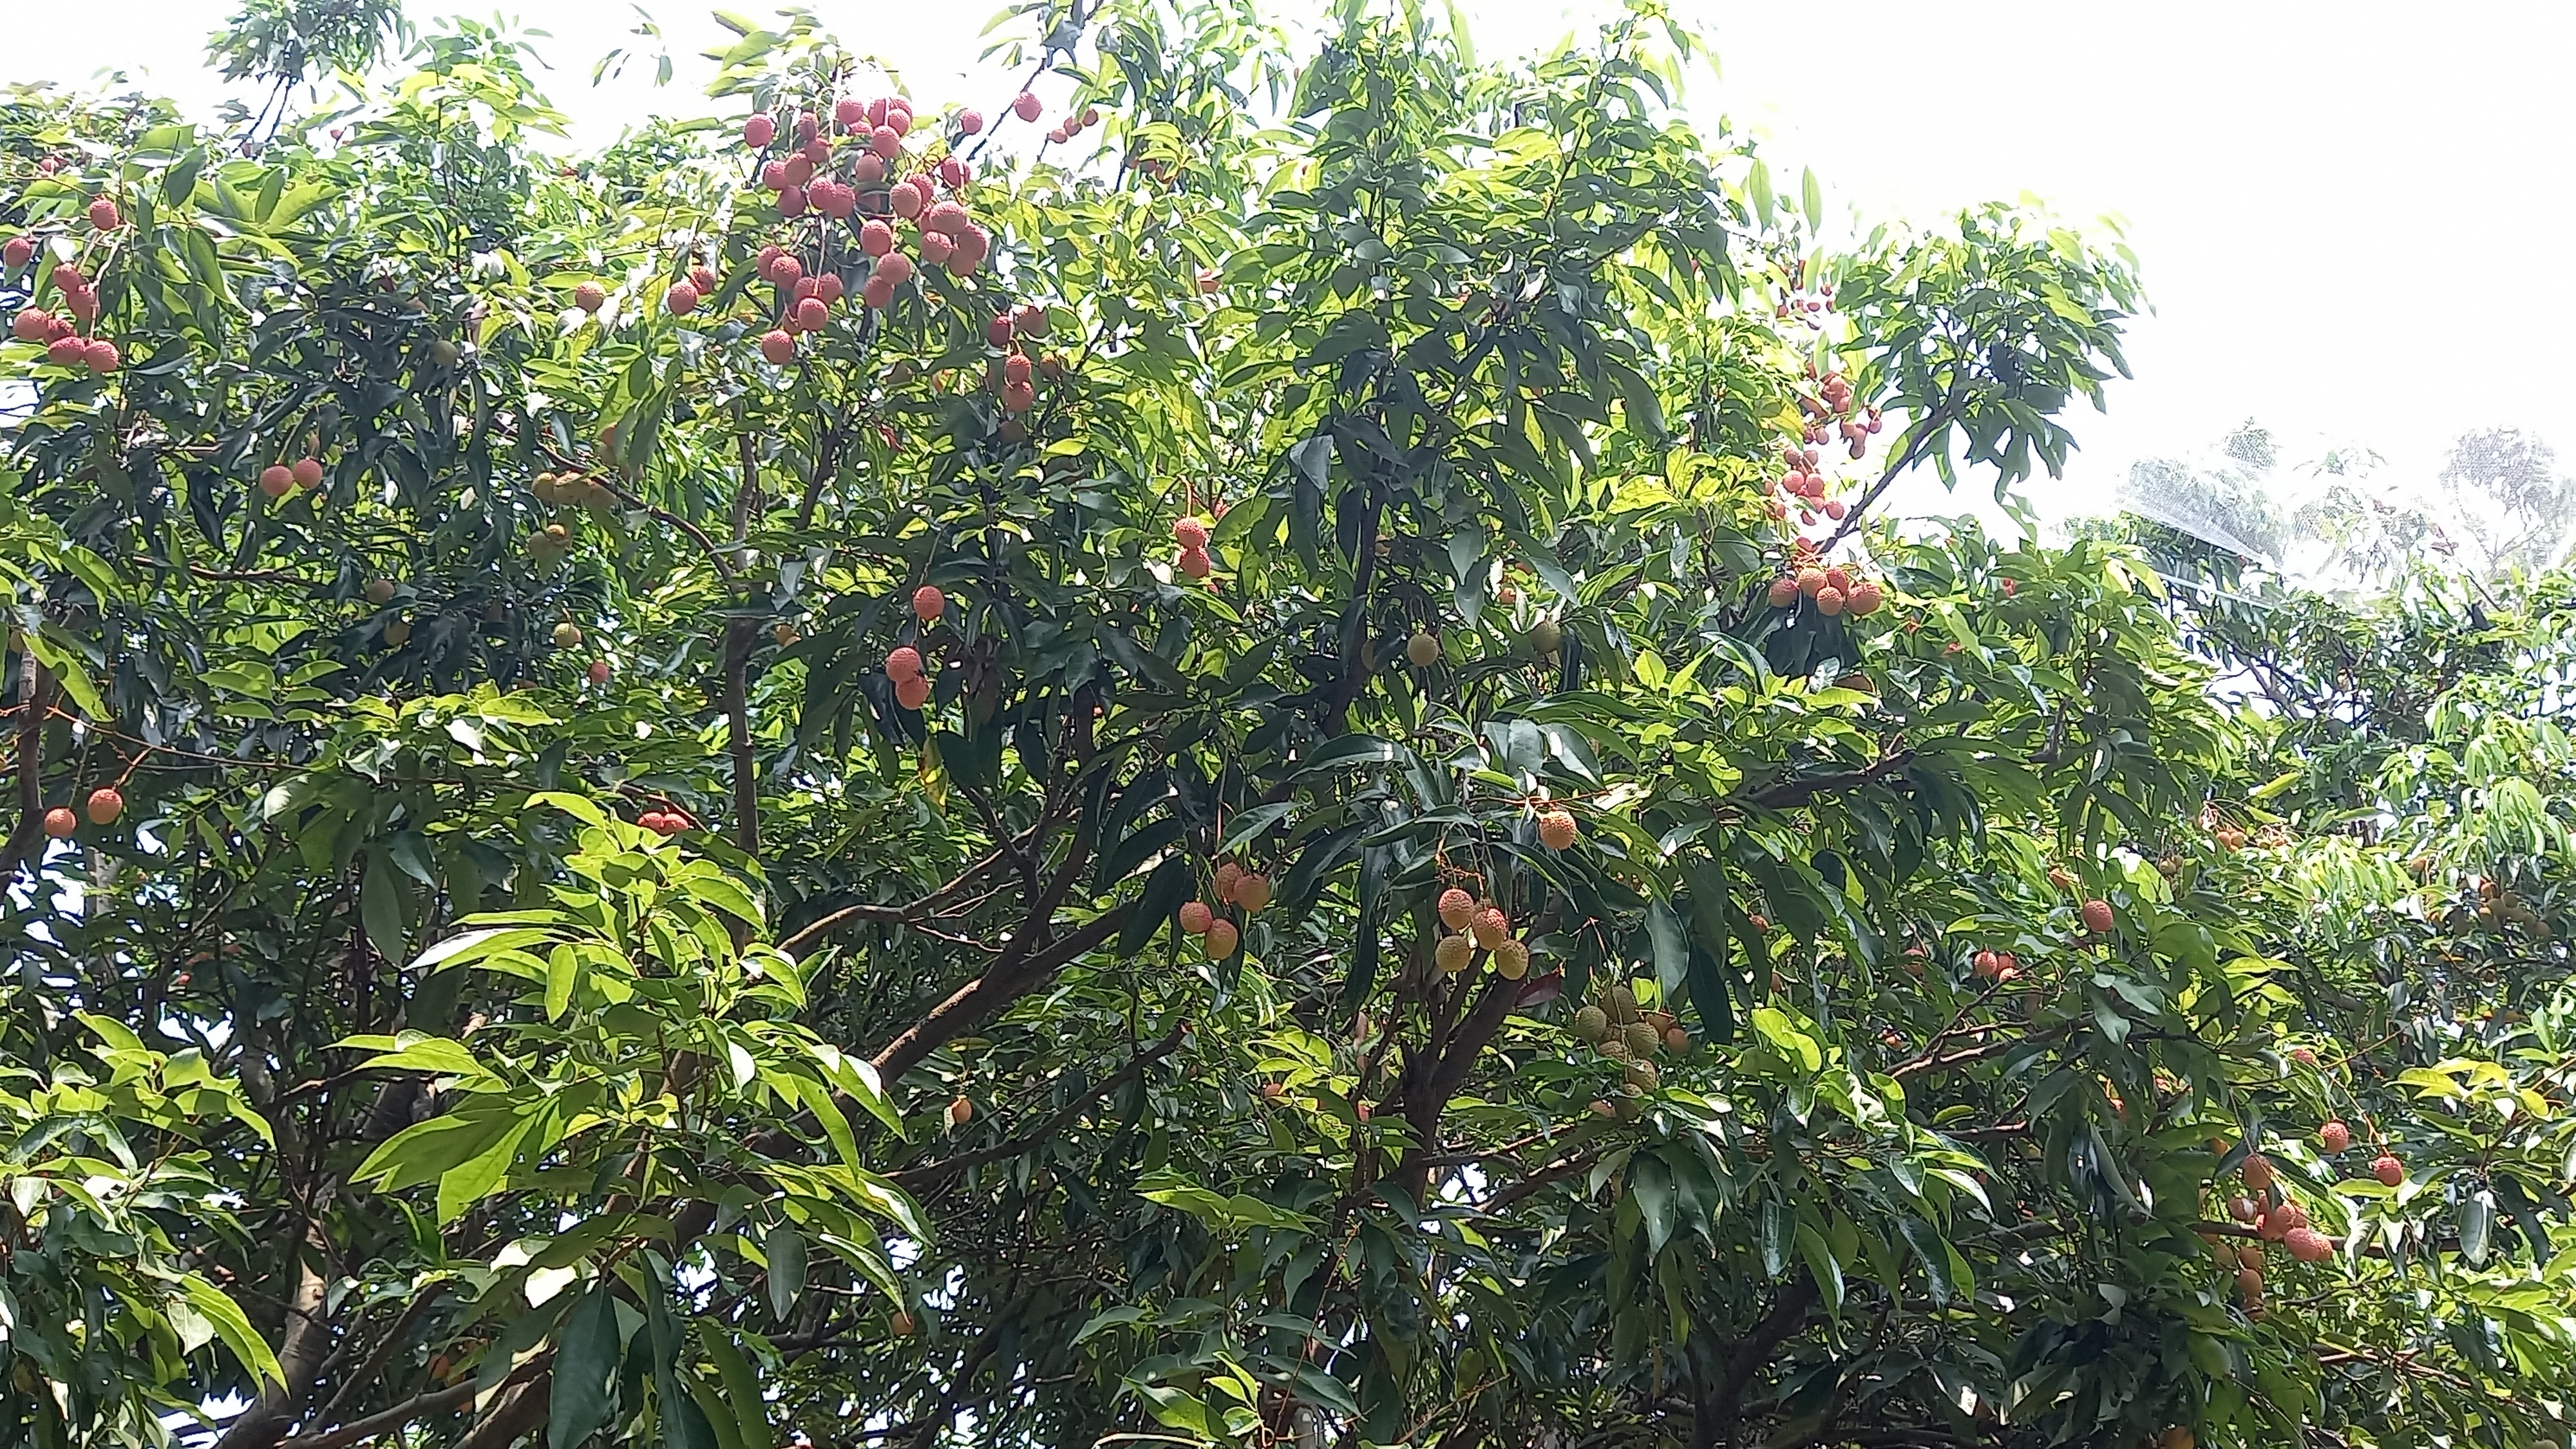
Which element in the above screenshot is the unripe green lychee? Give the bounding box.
[1406,631,1439,667]
[1434,934,1473,974]
[1572,1005,1609,1043]
[1622,1022,1659,1057]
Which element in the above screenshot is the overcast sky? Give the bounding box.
[11,1,2573,534]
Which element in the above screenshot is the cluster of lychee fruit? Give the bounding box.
[981,303,1059,414]
[1567,980,1686,1095]
[1769,441,1848,526]
[879,585,949,711]
[1432,884,1531,980]
[10,249,120,376]
[635,804,695,836]
[1041,101,1104,147]
[1178,862,1274,959]
[1761,542,1886,618]
[1969,946,2021,981]
[254,455,328,499]
[533,469,615,511]
[693,95,994,367]
[39,786,126,839]
[1797,365,1878,460]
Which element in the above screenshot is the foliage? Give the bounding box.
[0,3,2570,1449]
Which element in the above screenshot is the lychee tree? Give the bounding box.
[2,3,2569,1449]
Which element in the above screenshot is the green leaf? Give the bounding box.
[182,1274,286,1388]
[766,1221,807,1322]
[361,849,409,965]
[550,1284,622,1449]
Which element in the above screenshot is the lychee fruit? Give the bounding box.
[1173,516,1209,549]
[2318,1120,2350,1154]
[573,281,607,313]
[956,108,984,135]
[1179,900,1213,935]
[87,197,122,230]
[2081,898,2115,934]
[1202,918,1239,959]
[1406,631,1439,667]
[291,457,323,488]
[1492,939,1530,980]
[1435,934,1473,974]
[1176,547,1211,580]
[1233,873,1273,913]
[258,465,295,498]
[1013,92,1042,122]
[912,585,945,621]
[743,114,777,147]
[2372,1154,2404,1187]
[2240,1153,2274,1191]
[552,622,583,649]
[1437,887,1476,930]
[884,646,922,681]
[587,659,611,685]
[1537,809,1577,851]
[665,281,700,315]
[43,806,78,838]
[760,330,795,365]
[86,788,123,824]
[895,674,932,710]
[1471,906,1509,950]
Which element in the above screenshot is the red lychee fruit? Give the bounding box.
[1202,917,1239,959]
[760,330,795,365]
[290,457,323,488]
[665,281,700,315]
[87,197,122,230]
[912,585,945,621]
[861,220,895,257]
[2372,1154,2404,1187]
[884,646,922,681]
[2081,898,2114,934]
[85,787,123,824]
[587,659,611,685]
[744,114,777,147]
[956,109,984,135]
[1178,900,1213,935]
[2318,1120,2350,1153]
[258,465,295,497]
[1438,887,1476,930]
[1176,546,1211,580]
[43,806,78,838]
[895,674,932,710]
[1013,92,1042,122]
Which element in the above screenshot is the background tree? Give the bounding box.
[2,4,2570,1449]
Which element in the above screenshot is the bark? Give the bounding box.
[216,1220,335,1449]
[0,654,52,877]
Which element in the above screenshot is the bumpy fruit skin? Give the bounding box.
[292,457,324,488]
[1178,900,1213,936]
[1,236,32,269]
[13,307,53,341]
[86,788,123,824]
[1233,873,1273,913]
[2240,1153,2275,1191]
[1847,580,1884,614]
[2284,1227,2333,1263]
[1492,939,1530,980]
[2081,898,2115,934]
[259,465,295,498]
[1471,906,1510,950]
[1537,809,1577,851]
[1662,1025,1690,1054]
[760,330,795,365]
[2318,1120,2350,1153]
[88,198,122,230]
[83,340,119,374]
[1572,1005,1609,1043]
[1434,934,1474,974]
[1013,91,1043,122]
[1173,516,1209,549]
[664,281,699,315]
[1201,918,1240,959]
[587,660,611,685]
[1176,547,1212,580]
[895,674,932,710]
[1814,586,1844,616]
[573,281,607,313]
[552,622,583,649]
[884,647,922,681]
[912,585,946,621]
[2372,1154,2404,1187]
[743,114,777,147]
[1436,887,1476,930]
[1766,576,1799,608]
[956,108,985,135]
[1213,862,1242,904]
[43,807,77,839]
[1623,1021,1660,1057]
[364,578,396,604]
[1405,631,1439,667]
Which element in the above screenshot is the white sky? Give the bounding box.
[12,1,2574,533]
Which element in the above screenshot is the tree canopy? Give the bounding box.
[2,5,2571,1449]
